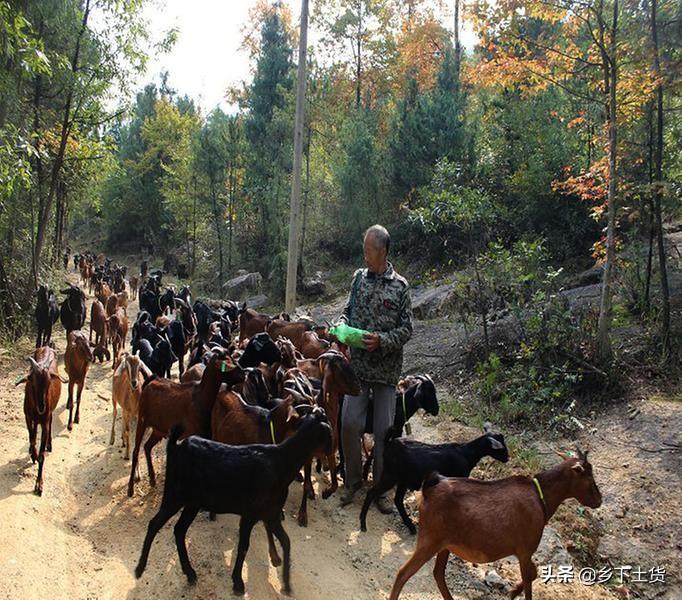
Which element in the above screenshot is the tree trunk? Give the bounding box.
[356,4,362,109]
[596,0,618,361]
[643,101,654,312]
[33,0,91,273]
[651,0,671,359]
[454,0,461,79]
[211,182,224,290]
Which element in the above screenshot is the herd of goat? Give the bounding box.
[18,251,603,599]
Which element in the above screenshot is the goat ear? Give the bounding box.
[554,448,571,461]
[489,436,504,450]
[285,403,298,424]
[483,421,493,433]
[571,462,585,473]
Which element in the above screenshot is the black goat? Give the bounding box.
[35,285,59,347]
[237,332,281,368]
[136,338,177,378]
[166,319,186,377]
[360,374,440,480]
[59,284,86,334]
[134,407,332,595]
[359,423,509,534]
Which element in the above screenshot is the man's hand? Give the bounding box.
[363,332,380,352]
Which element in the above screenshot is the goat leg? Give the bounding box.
[231,517,256,595]
[135,502,181,578]
[321,449,338,499]
[144,431,163,487]
[297,460,311,527]
[174,506,200,584]
[27,417,38,463]
[34,424,48,496]
[74,382,82,424]
[388,541,439,600]
[362,446,375,481]
[67,381,75,430]
[433,550,454,600]
[395,484,417,534]
[128,421,146,496]
[264,523,282,567]
[269,518,292,594]
[511,557,537,600]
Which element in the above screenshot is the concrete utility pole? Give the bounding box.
[285,0,310,314]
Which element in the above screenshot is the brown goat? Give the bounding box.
[116,290,129,311]
[129,276,139,300]
[389,450,602,600]
[266,319,311,349]
[298,350,361,526]
[105,294,118,317]
[127,351,244,496]
[238,308,271,343]
[64,330,94,430]
[89,299,108,349]
[111,352,151,460]
[299,330,330,359]
[95,282,112,305]
[16,347,63,496]
[180,363,204,383]
[108,307,128,368]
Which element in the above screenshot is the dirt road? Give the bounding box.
[0,275,673,599]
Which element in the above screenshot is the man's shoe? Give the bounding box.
[339,482,362,506]
[375,495,394,515]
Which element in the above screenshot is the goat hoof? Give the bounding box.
[360,524,367,532]
[282,583,291,595]
[306,488,315,500]
[297,513,308,527]
[186,570,197,585]
[67,423,73,431]
[232,581,245,595]
[127,487,134,498]
[295,472,304,482]
[270,555,282,567]
[134,564,144,579]
[407,525,417,535]
[321,488,335,500]
[34,485,42,496]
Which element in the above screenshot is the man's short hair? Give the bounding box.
[364,224,390,254]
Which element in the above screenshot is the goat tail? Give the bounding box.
[421,471,444,496]
[384,425,401,446]
[167,423,184,456]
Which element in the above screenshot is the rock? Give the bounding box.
[412,282,458,320]
[559,283,602,312]
[576,266,603,286]
[484,569,511,591]
[223,271,262,300]
[242,294,269,309]
[302,272,327,297]
[534,526,573,567]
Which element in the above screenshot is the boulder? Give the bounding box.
[242,293,269,309]
[412,282,457,320]
[302,271,327,297]
[223,271,262,300]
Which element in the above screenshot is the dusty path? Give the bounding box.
[0,271,674,599]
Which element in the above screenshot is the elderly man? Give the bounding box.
[338,224,413,512]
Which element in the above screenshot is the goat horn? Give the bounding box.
[27,357,40,370]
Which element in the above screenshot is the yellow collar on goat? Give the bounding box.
[532,477,548,522]
[269,419,276,444]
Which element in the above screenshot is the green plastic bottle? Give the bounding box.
[328,323,370,349]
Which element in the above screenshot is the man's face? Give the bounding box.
[363,234,386,273]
